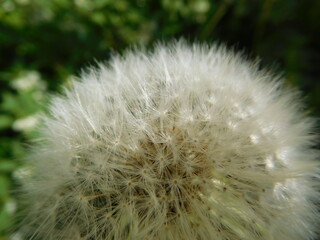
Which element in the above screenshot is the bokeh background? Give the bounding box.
[0,0,319,239]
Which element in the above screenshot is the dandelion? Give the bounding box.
[19,42,319,240]
[12,114,40,132]
[11,71,42,91]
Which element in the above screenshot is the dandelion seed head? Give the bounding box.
[20,41,319,240]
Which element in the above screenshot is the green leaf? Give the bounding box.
[0,205,11,232]
[1,93,19,113]
[0,175,10,200]
[0,116,13,130]
[0,161,17,173]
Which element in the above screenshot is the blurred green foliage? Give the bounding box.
[0,0,319,238]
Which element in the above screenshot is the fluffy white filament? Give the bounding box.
[20,42,319,240]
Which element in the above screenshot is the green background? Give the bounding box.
[0,0,319,239]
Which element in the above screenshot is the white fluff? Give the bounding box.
[20,41,319,240]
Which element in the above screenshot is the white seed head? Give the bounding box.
[20,42,319,240]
